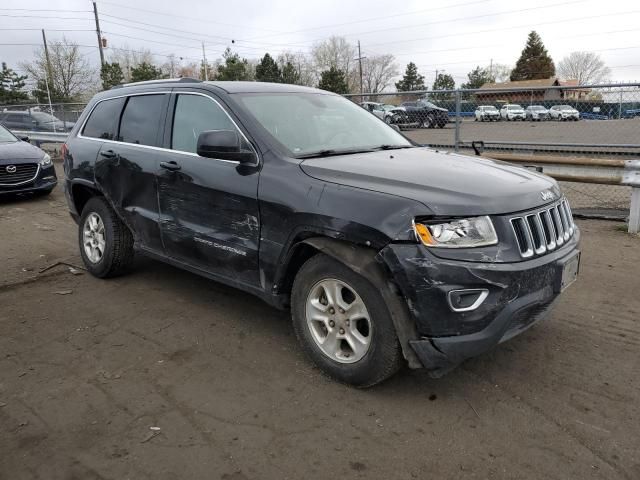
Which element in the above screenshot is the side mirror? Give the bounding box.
[196,130,257,165]
[390,124,400,132]
[20,136,30,142]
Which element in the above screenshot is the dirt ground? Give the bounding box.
[1,163,639,480]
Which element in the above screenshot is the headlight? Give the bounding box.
[413,216,498,248]
[39,153,51,166]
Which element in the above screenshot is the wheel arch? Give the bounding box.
[71,180,103,216]
[282,236,422,369]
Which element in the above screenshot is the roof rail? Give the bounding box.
[111,77,202,89]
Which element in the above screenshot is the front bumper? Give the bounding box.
[0,164,57,195]
[380,229,580,375]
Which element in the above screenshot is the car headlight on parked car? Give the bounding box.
[39,153,51,166]
[413,216,498,248]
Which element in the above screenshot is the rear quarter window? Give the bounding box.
[82,97,125,140]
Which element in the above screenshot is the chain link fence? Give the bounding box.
[349,83,640,219]
[0,102,87,133]
[2,85,639,219]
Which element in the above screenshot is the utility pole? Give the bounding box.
[93,2,105,67]
[355,41,366,102]
[41,29,53,86]
[202,42,209,81]
[41,29,55,132]
[489,58,493,79]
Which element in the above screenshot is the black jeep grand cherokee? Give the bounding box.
[63,79,580,387]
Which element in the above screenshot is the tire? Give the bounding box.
[423,114,435,129]
[384,116,392,124]
[291,253,402,387]
[78,196,134,278]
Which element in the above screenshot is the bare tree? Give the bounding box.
[277,51,315,86]
[488,63,512,83]
[311,37,357,91]
[21,37,95,101]
[361,54,398,93]
[558,51,610,85]
[108,45,155,82]
[161,54,181,78]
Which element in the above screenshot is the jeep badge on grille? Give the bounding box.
[540,190,554,201]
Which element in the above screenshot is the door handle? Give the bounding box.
[100,149,117,159]
[160,161,181,172]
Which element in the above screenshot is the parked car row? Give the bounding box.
[474,104,581,121]
[360,99,449,129]
[0,110,75,132]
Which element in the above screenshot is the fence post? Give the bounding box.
[454,89,461,152]
[629,187,640,234]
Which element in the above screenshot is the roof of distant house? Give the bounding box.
[479,77,561,90]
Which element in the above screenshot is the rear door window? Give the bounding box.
[82,97,125,140]
[118,94,167,146]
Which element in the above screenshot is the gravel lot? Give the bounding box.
[404,117,640,149]
[1,163,639,479]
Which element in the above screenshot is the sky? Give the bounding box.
[2,0,640,88]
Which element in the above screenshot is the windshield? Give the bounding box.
[0,124,17,142]
[508,105,523,110]
[382,105,398,111]
[31,112,60,122]
[558,105,573,110]
[236,93,412,157]
[481,106,498,111]
[530,106,545,110]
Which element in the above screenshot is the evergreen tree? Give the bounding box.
[255,53,281,83]
[432,72,455,91]
[216,48,250,81]
[318,67,349,94]
[100,62,124,90]
[461,66,494,90]
[431,72,456,103]
[0,62,29,103]
[510,31,555,81]
[281,61,300,84]
[130,62,164,82]
[395,62,425,91]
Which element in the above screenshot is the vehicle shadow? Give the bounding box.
[126,255,534,394]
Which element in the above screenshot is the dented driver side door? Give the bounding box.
[155,90,261,287]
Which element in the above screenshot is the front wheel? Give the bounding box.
[291,254,402,387]
[79,196,134,278]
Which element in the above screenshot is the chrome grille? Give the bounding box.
[510,198,575,258]
[0,163,39,186]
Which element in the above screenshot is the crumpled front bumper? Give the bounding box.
[380,229,580,376]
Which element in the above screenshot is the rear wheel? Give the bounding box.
[291,254,402,387]
[79,197,134,278]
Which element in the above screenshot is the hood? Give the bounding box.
[299,147,561,216]
[0,140,45,161]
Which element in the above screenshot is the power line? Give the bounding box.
[96,0,283,34]
[293,0,588,45]
[366,9,640,49]
[0,14,92,20]
[244,0,493,41]
[0,28,94,32]
[0,8,92,13]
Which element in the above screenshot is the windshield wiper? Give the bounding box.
[296,148,375,159]
[374,144,415,151]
